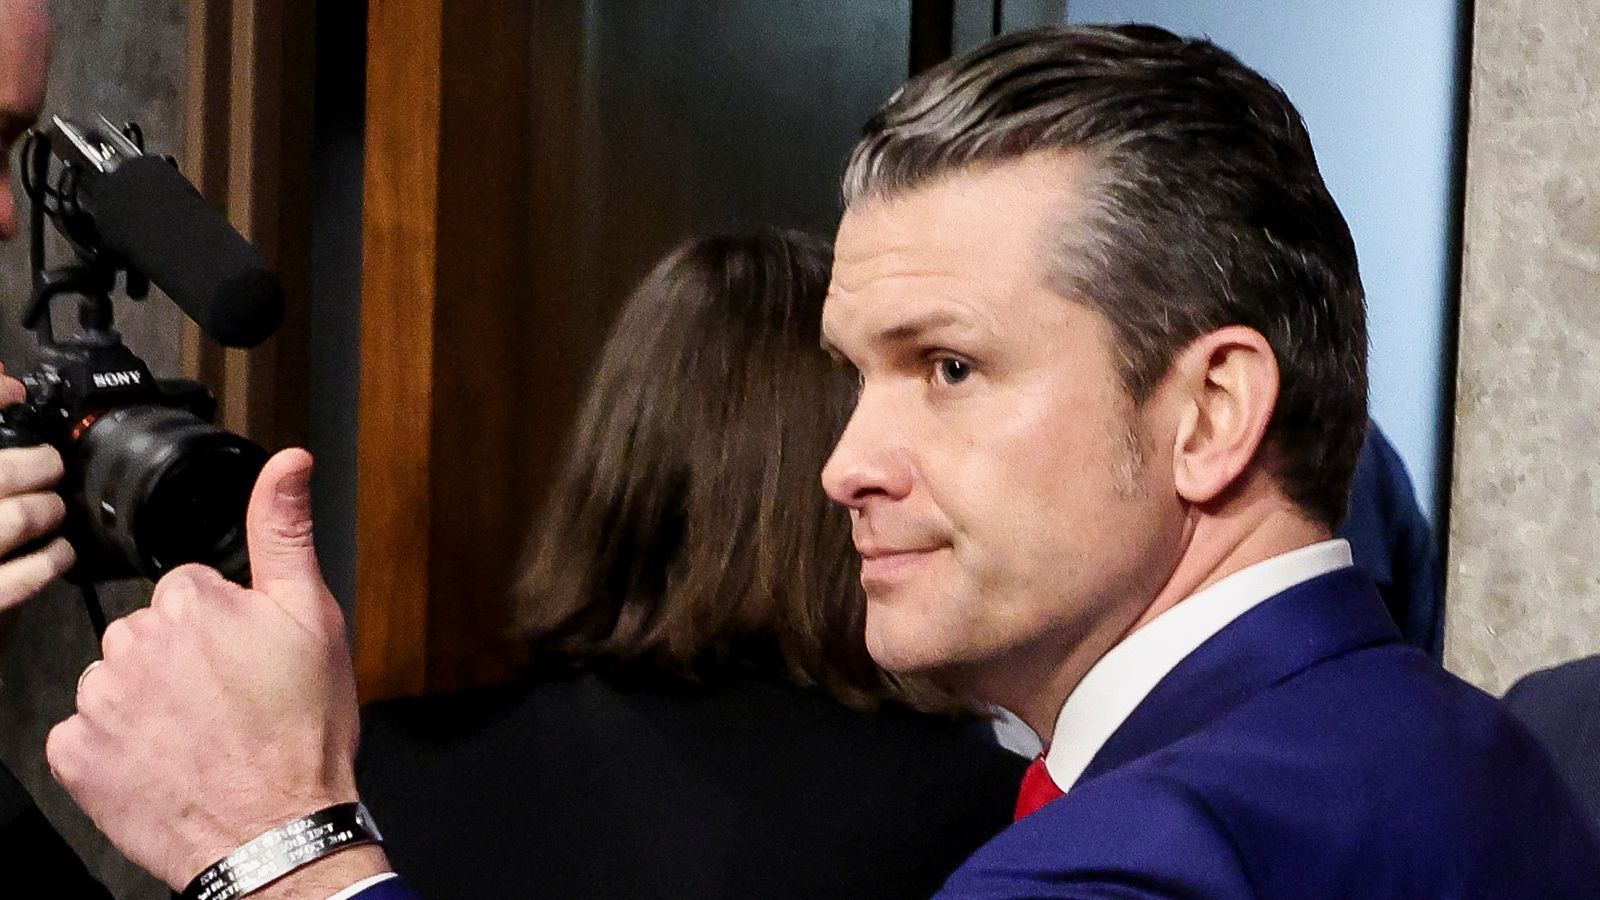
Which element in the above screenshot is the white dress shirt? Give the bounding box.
[327,871,398,900]
[1042,539,1354,792]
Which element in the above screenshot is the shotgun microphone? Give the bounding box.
[42,115,284,348]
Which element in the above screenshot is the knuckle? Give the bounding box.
[77,678,119,722]
[101,613,140,660]
[39,492,66,528]
[151,570,202,618]
[43,536,74,575]
[44,719,86,787]
[165,563,221,590]
[151,565,231,620]
[151,587,187,621]
[40,447,64,481]
[165,562,213,581]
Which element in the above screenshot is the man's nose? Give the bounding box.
[821,390,914,508]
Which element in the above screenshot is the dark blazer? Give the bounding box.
[356,671,1026,900]
[1340,423,1444,658]
[1505,654,1600,827]
[939,568,1600,898]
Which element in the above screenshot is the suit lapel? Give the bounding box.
[1077,567,1400,786]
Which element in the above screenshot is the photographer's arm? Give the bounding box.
[45,449,405,897]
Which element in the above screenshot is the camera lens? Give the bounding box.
[75,405,267,581]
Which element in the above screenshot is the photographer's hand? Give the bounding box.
[0,366,74,611]
[45,448,391,894]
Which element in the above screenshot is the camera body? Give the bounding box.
[0,335,265,582]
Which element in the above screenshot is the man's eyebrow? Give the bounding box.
[876,310,980,346]
[821,309,985,361]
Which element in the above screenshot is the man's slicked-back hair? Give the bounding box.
[843,24,1368,527]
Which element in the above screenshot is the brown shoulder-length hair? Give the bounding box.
[512,229,908,711]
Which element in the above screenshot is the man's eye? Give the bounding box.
[935,357,971,385]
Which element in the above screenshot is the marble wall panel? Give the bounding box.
[1446,0,1600,695]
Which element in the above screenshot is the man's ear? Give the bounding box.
[1167,326,1279,506]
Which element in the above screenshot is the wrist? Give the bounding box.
[181,786,360,883]
[248,845,392,900]
[180,801,384,899]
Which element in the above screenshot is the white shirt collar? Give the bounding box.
[1042,539,1354,792]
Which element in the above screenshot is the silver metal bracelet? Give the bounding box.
[181,802,384,900]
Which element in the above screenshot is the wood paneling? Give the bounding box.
[424,1,539,690]
[354,0,443,700]
[181,0,314,451]
[358,0,589,700]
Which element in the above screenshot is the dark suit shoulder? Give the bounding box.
[1505,654,1600,714]
[1504,654,1600,826]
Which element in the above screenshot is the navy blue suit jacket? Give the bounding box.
[939,568,1600,898]
[355,568,1599,899]
[351,879,421,900]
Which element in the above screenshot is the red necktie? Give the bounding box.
[1014,754,1065,820]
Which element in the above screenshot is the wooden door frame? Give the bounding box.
[352,0,443,700]
[355,0,541,701]
[353,0,1067,703]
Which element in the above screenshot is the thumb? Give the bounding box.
[245,447,326,600]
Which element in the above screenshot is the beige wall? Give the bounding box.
[1446,1,1600,695]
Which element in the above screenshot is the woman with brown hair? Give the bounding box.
[355,229,1025,900]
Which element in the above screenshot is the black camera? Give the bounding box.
[0,340,266,583]
[3,116,283,583]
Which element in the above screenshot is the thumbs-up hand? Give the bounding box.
[46,449,390,893]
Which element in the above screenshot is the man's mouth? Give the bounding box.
[857,545,942,590]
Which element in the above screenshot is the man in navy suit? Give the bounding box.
[43,23,1600,900]
[814,23,1597,897]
